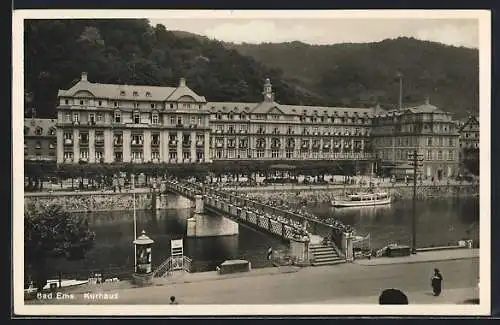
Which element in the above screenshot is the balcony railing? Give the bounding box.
[151,141,160,147]
[196,141,204,147]
[131,141,144,146]
[182,141,191,147]
[114,140,123,146]
[216,143,223,148]
[169,140,177,146]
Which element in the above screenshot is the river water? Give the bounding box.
[45,194,479,280]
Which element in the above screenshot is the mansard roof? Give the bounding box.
[207,101,378,117]
[58,74,206,103]
[24,118,56,137]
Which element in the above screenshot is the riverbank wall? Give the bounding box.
[23,191,172,213]
[24,184,478,213]
[230,184,479,204]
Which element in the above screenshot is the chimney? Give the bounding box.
[424,96,430,105]
[81,72,88,82]
[179,77,186,87]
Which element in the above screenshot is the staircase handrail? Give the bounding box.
[152,256,173,277]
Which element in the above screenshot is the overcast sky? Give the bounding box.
[149,16,479,48]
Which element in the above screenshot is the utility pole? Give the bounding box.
[408,149,423,254]
[397,72,403,110]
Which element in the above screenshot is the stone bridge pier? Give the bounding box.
[186,194,239,238]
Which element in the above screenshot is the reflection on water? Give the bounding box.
[309,197,479,249]
[45,195,479,279]
[45,194,288,279]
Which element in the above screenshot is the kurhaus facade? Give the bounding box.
[54,73,461,179]
[56,73,211,164]
[24,118,57,162]
[371,99,461,179]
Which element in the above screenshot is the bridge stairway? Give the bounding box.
[309,243,344,266]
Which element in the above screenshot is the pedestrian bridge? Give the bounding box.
[164,181,343,243]
[164,180,357,266]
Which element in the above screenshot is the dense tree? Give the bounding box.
[230,37,479,118]
[24,21,477,120]
[24,19,308,118]
[24,204,95,291]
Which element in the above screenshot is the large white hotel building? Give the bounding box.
[53,72,461,178]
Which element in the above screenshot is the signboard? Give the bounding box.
[171,239,183,250]
[170,238,184,271]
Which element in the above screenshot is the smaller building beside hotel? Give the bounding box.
[24,118,57,162]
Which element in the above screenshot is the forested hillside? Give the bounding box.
[24,19,318,118]
[24,20,479,120]
[228,38,479,118]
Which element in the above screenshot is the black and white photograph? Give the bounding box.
[12,9,490,316]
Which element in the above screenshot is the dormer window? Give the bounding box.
[65,99,69,105]
[120,91,126,96]
[151,103,156,109]
[98,100,102,106]
[133,91,138,97]
[79,100,84,105]
[49,128,56,136]
[146,92,151,97]
[134,111,141,124]
[35,127,43,136]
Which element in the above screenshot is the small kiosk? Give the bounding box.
[132,230,155,286]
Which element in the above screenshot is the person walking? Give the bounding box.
[267,247,273,261]
[431,268,444,296]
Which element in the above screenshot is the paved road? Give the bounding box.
[30,258,478,305]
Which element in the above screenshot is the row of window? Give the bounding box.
[213,113,372,124]
[212,149,371,160]
[378,149,456,161]
[374,137,458,147]
[24,141,55,149]
[64,98,203,110]
[62,151,205,162]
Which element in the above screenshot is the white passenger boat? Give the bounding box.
[331,191,391,208]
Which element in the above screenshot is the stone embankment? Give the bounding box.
[24,191,163,213]
[24,183,478,213]
[233,184,479,205]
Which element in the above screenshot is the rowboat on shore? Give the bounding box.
[331,191,391,208]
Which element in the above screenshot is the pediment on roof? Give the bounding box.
[178,95,196,102]
[267,106,284,114]
[73,90,95,97]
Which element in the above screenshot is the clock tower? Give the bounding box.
[262,78,274,102]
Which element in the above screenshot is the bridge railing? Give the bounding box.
[165,181,346,249]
